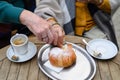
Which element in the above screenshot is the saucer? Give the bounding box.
[6,42,37,62]
[86,39,118,60]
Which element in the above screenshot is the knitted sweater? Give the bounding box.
[0,0,36,24]
[0,0,24,23]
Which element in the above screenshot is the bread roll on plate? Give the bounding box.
[49,44,76,67]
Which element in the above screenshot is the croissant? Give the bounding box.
[49,44,76,67]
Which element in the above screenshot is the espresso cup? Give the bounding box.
[10,33,28,55]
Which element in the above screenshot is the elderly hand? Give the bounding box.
[47,18,65,47]
[50,24,65,47]
[20,10,54,44]
[20,10,65,46]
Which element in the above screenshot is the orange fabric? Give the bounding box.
[76,2,87,27]
[75,0,111,36]
[98,0,111,13]
[75,2,95,36]
[75,27,85,36]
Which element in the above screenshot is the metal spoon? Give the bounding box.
[82,39,102,57]
[11,46,19,61]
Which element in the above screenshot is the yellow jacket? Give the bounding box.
[75,0,111,35]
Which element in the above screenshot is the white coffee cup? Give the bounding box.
[10,33,28,55]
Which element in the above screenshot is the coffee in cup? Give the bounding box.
[13,38,25,45]
[10,33,28,55]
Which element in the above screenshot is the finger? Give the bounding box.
[40,33,47,42]
[35,29,47,41]
[42,37,49,43]
[50,26,59,46]
[53,31,58,46]
[41,32,47,39]
[36,34,42,41]
[49,26,58,46]
[47,29,54,44]
[57,28,65,47]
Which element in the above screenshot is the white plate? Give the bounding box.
[86,39,118,60]
[37,42,96,80]
[6,42,37,62]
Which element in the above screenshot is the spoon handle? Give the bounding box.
[82,39,102,57]
[82,39,90,47]
[11,45,19,61]
[82,39,93,50]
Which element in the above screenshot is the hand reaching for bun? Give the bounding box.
[49,44,76,67]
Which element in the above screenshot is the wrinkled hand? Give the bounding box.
[50,24,65,47]
[20,10,65,46]
[20,10,54,44]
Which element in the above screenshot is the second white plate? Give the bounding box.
[86,39,118,60]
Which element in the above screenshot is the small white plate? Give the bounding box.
[86,39,118,60]
[6,42,37,62]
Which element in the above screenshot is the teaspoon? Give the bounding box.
[11,46,19,61]
[82,39,102,57]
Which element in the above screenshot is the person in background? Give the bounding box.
[34,0,120,39]
[0,0,65,48]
